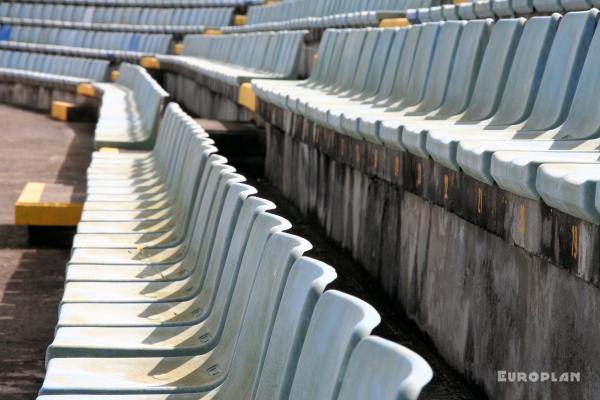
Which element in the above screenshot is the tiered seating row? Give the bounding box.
[254,10,600,224]
[0,25,173,53]
[0,3,234,32]
[0,49,109,89]
[159,30,307,85]
[92,63,169,150]
[5,0,262,7]
[408,0,600,23]
[35,99,433,398]
[223,0,433,32]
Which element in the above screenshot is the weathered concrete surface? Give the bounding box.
[163,72,254,122]
[0,104,93,398]
[0,82,97,113]
[258,100,600,400]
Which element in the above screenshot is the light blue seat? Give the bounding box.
[374,19,494,149]
[0,23,172,54]
[512,0,535,14]
[457,2,477,19]
[427,10,597,175]
[493,0,516,16]
[431,10,597,180]
[0,49,109,90]
[325,28,399,134]
[286,290,381,400]
[475,0,497,18]
[489,151,600,200]
[456,11,600,199]
[536,163,600,223]
[158,30,306,86]
[561,0,594,9]
[93,63,169,150]
[428,6,445,21]
[253,29,341,110]
[442,4,460,20]
[39,231,312,395]
[61,180,254,307]
[398,17,522,156]
[337,336,433,400]
[47,204,287,360]
[355,22,445,143]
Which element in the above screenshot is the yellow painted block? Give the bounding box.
[453,0,469,3]
[238,83,256,112]
[15,182,83,226]
[173,42,184,55]
[17,182,45,204]
[234,14,247,25]
[204,28,223,36]
[111,70,120,81]
[76,83,96,97]
[379,18,411,28]
[51,101,75,121]
[98,147,120,153]
[140,56,160,70]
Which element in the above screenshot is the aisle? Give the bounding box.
[0,104,94,399]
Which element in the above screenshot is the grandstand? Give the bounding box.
[0,0,599,398]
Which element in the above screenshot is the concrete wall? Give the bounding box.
[163,72,254,122]
[259,100,600,399]
[0,82,95,112]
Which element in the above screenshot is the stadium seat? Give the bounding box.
[398,16,525,156]
[0,24,173,54]
[0,3,234,28]
[337,336,433,400]
[535,163,600,223]
[223,0,429,32]
[0,49,109,90]
[425,10,595,175]
[8,0,259,6]
[39,230,315,394]
[158,30,307,86]
[93,63,169,149]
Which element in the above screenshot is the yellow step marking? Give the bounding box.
[379,18,410,28]
[238,83,257,112]
[140,57,160,70]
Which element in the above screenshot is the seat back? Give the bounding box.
[253,257,337,400]
[412,20,466,113]
[435,19,493,117]
[460,17,525,121]
[287,290,381,400]
[337,336,433,400]
[521,9,598,131]
[490,15,560,126]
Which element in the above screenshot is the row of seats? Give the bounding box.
[0,16,211,34]
[93,63,169,150]
[0,49,108,89]
[36,101,433,398]
[159,30,306,86]
[223,0,433,32]
[254,10,600,224]
[0,24,173,53]
[407,0,600,23]
[0,3,234,28]
[5,0,262,7]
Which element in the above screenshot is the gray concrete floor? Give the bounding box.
[0,104,93,398]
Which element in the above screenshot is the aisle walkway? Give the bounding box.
[0,104,93,399]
